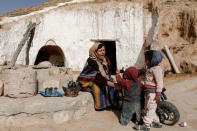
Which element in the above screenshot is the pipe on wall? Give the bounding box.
[164,45,180,73]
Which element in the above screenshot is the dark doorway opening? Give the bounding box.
[100,41,117,75]
[34,45,65,67]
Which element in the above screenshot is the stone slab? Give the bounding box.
[0,92,94,126]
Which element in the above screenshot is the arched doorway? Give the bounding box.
[34,45,65,67]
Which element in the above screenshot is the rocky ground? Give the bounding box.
[144,0,197,73]
[0,73,196,131]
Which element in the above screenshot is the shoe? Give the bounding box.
[133,124,141,130]
[151,122,162,128]
[95,108,105,111]
[140,124,150,131]
[105,106,112,111]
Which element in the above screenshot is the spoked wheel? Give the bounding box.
[157,101,180,126]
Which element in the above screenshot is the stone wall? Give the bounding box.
[0,65,93,126]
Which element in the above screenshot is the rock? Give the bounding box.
[37,68,73,93]
[74,107,90,120]
[39,78,65,93]
[53,111,74,124]
[33,61,52,69]
[38,61,52,67]
[153,1,197,73]
[66,68,73,75]
[3,68,37,98]
[43,79,59,89]
[0,56,6,66]
[0,61,6,66]
[0,92,93,126]
[0,80,3,96]
[49,67,61,75]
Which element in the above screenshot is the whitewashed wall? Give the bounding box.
[0,2,152,71]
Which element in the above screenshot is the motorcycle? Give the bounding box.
[113,87,180,126]
[156,88,180,125]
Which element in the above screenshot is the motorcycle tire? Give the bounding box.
[157,101,180,126]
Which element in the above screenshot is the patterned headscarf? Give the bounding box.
[89,42,108,78]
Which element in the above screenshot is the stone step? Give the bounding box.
[0,92,94,126]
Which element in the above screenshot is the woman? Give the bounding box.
[77,42,115,111]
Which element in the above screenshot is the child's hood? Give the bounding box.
[124,67,138,82]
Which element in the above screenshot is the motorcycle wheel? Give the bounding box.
[157,101,180,126]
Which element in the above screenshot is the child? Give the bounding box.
[140,50,163,131]
[116,67,143,127]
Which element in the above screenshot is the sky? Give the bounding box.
[0,0,51,16]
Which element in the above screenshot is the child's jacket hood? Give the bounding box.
[124,67,138,82]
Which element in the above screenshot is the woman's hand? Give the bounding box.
[116,70,120,74]
[107,81,115,87]
[105,75,109,80]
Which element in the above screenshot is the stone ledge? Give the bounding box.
[0,92,94,126]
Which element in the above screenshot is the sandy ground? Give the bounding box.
[0,74,197,131]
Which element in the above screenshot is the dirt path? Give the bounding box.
[1,74,197,131]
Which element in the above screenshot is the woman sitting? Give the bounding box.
[77,42,115,111]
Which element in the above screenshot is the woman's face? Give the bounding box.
[96,46,105,60]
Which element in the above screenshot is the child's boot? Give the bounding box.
[133,124,141,130]
[151,122,162,128]
[140,124,150,131]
